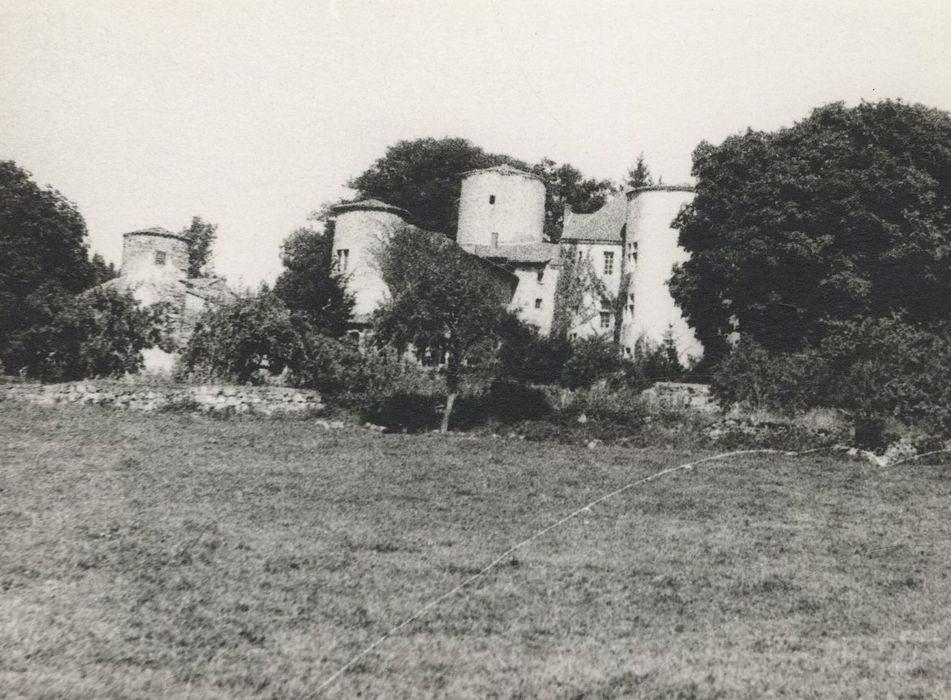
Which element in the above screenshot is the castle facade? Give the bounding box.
[331,164,702,362]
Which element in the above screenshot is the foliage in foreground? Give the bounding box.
[11,287,171,382]
[712,316,951,436]
[0,161,112,371]
[273,227,354,338]
[672,100,951,361]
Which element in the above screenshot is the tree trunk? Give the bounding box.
[440,392,457,433]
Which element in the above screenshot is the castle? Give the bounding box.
[330,164,702,362]
[96,227,234,343]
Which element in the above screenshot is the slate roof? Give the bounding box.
[462,242,559,265]
[123,227,189,242]
[560,194,628,244]
[331,199,409,217]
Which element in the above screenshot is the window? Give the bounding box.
[489,194,496,204]
[603,251,614,275]
[536,269,544,283]
[599,311,612,329]
[491,232,499,248]
[336,249,349,271]
[534,298,542,309]
[154,251,166,266]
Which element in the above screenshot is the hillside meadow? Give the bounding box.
[1,400,949,698]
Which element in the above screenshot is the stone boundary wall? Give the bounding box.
[0,380,323,415]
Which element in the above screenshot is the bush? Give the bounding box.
[178,291,304,384]
[562,335,650,391]
[14,287,166,381]
[497,319,572,384]
[711,318,951,437]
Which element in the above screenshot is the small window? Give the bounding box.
[489,194,496,204]
[336,249,349,272]
[599,311,612,329]
[536,269,544,283]
[491,232,499,248]
[534,298,542,309]
[154,251,166,266]
[603,251,614,275]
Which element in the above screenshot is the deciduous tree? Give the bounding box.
[273,227,354,337]
[373,226,512,431]
[671,100,951,361]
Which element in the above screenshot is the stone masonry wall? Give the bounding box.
[0,380,323,416]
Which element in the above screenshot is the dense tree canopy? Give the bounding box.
[373,225,512,430]
[273,227,354,337]
[349,137,617,242]
[670,100,951,361]
[14,287,168,381]
[0,161,105,370]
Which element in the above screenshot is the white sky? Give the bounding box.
[2,0,950,286]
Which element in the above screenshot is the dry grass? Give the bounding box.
[1,400,949,698]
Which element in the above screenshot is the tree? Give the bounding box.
[16,287,168,381]
[181,216,218,277]
[349,137,524,236]
[625,153,655,189]
[273,227,354,337]
[671,100,951,361]
[373,225,512,431]
[0,161,105,370]
[532,158,618,242]
[179,289,303,384]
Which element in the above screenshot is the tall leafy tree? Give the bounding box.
[0,161,102,370]
[670,100,951,361]
[532,158,618,242]
[373,225,512,431]
[181,216,218,277]
[273,227,354,337]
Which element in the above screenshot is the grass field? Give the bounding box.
[1,401,950,699]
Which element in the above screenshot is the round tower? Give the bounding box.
[121,228,190,282]
[331,199,409,321]
[622,186,702,363]
[456,164,546,248]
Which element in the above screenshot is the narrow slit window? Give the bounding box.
[491,232,499,248]
[534,298,542,309]
[489,194,496,204]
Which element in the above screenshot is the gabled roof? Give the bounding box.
[462,242,559,265]
[561,210,594,240]
[331,199,409,217]
[560,194,628,244]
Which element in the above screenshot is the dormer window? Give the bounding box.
[489,195,496,205]
[154,251,166,266]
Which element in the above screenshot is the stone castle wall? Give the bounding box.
[1,380,323,415]
[122,231,190,281]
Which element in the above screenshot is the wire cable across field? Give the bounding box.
[312,444,948,695]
